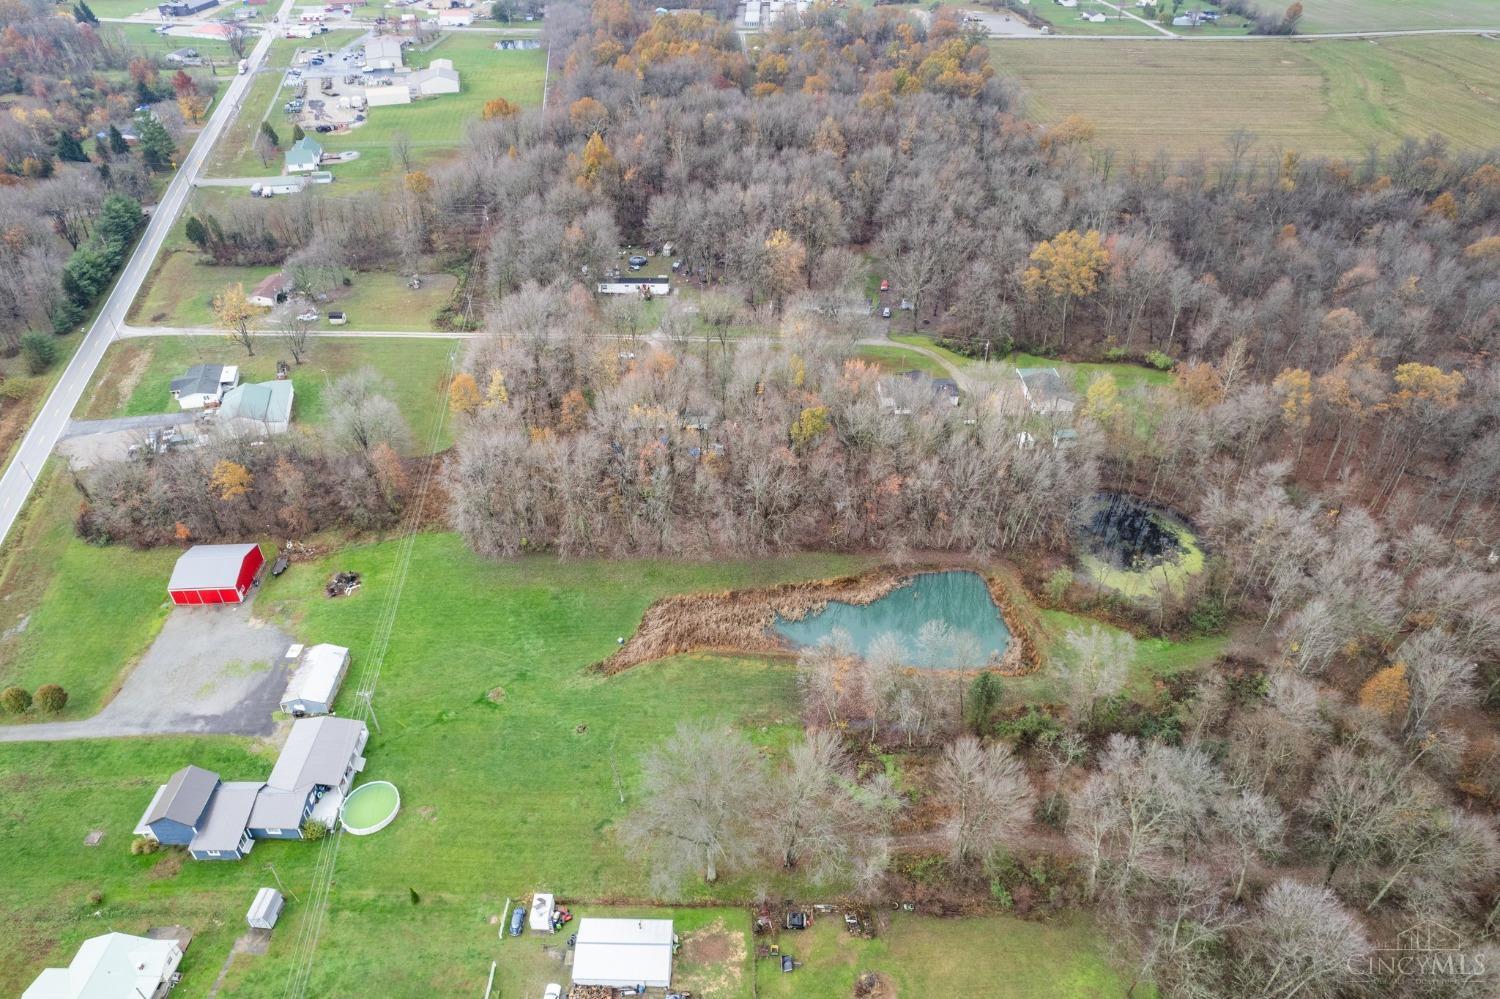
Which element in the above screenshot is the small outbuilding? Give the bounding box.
[529,892,555,932]
[571,918,674,990]
[247,272,289,308]
[170,363,239,409]
[280,643,350,716]
[219,380,295,435]
[168,544,265,605]
[247,887,284,930]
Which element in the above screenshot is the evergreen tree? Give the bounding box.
[73,1,98,24]
[184,215,208,251]
[258,120,280,149]
[967,672,1002,736]
[107,124,128,155]
[55,131,87,162]
[134,112,175,172]
[96,195,143,247]
[291,123,305,142]
[94,136,110,161]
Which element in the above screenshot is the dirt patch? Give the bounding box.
[676,918,747,998]
[148,851,183,880]
[107,346,154,416]
[485,686,506,703]
[596,565,1038,676]
[855,972,897,998]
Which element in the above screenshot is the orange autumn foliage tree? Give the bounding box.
[1359,663,1409,723]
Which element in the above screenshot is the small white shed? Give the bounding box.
[247,887,284,930]
[529,893,555,932]
[572,918,674,990]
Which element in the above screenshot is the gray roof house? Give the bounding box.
[187,781,262,860]
[138,717,369,859]
[169,363,239,410]
[219,380,295,436]
[285,136,323,174]
[135,765,220,846]
[1016,366,1076,417]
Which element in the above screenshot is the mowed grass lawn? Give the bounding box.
[130,248,459,330]
[314,35,547,183]
[993,36,1500,158]
[75,335,459,452]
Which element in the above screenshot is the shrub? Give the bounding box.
[21,334,57,374]
[1,685,31,714]
[1044,567,1073,604]
[1187,594,1229,635]
[299,818,329,841]
[995,706,1063,749]
[130,836,160,856]
[1102,346,1127,362]
[34,684,68,713]
[87,889,104,905]
[1145,350,1176,371]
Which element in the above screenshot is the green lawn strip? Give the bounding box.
[887,334,980,370]
[753,911,1134,998]
[75,335,458,452]
[0,462,176,719]
[103,23,239,62]
[854,345,947,378]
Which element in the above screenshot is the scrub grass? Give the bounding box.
[992,35,1500,158]
[1077,512,1205,599]
[75,335,459,453]
[854,344,949,378]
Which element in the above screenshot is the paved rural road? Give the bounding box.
[992,26,1500,40]
[0,0,298,549]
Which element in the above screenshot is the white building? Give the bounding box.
[597,277,670,296]
[363,36,404,70]
[169,363,239,410]
[247,887,284,930]
[280,643,350,716]
[410,58,461,96]
[436,8,473,25]
[571,918,674,990]
[529,893,555,932]
[23,933,184,999]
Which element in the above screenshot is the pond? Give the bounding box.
[774,571,1011,669]
[1074,493,1204,597]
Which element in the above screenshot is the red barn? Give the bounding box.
[168,544,265,605]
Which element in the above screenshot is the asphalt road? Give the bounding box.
[0,0,297,548]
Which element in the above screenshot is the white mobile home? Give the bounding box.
[280,643,350,716]
[571,918,674,990]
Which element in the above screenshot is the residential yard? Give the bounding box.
[855,344,949,378]
[991,35,1500,158]
[103,22,240,62]
[75,335,459,452]
[1039,2,1165,36]
[130,249,459,330]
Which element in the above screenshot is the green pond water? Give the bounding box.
[341,782,398,829]
[774,571,1011,669]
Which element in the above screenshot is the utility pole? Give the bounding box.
[264,862,300,902]
[356,688,380,733]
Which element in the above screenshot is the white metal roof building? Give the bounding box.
[280,644,350,716]
[247,887,284,930]
[571,918,674,989]
[23,933,183,999]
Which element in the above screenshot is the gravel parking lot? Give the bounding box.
[0,597,293,742]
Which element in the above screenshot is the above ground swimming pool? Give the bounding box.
[339,780,400,836]
[774,570,1011,668]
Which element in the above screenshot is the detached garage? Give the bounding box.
[571,918,674,990]
[168,544,265,605]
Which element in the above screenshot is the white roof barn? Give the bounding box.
[571,918,674,989]
[23,933,183,999]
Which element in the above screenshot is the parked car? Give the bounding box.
[628,262,642,271]
[879,278,889,292]
[509,906,525,937]
[880,306,891,319]
[542,986,562,999]
[297,310,319,323]
[627,254,648,267]
[315,124,333,133]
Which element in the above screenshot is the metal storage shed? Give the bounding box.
[571,918,674,990]
[167,544,265,605]
[247,887,284,930]
[529,893,555,932]
[280,644,351,716]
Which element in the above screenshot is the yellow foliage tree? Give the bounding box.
[448,371,481,415]
[559,388,589,434]
[1174,360,1225,409]
[1392,363,1464,410]
[210,460,253,501]
[485,370,509,407]
[789,405,830,451]
[1358,663,1409,723]
[1427,191,1459,221]
[1272,368,1313,431]
[764,228,807,315]
[1021,229,1109,346]
[213,282,258,356]
[574,131,616,191]
[1082,372,1123,429]
[567,96,607,132]
[482,97,521,120]
[1463,235,1500,262]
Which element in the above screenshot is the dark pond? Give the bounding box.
[1076,492,1187,571]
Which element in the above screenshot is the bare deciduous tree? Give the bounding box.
[1233,880,1369,999]
[620,722,764,893]
[934,735,1035,869]
[1054,625,1134,731]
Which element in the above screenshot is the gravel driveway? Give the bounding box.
[0,599,293,743]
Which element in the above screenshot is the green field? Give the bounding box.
[1290,0,1500,33]
[855,344,950,378]
[102,23,240,62]
[993,36,1500,157]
